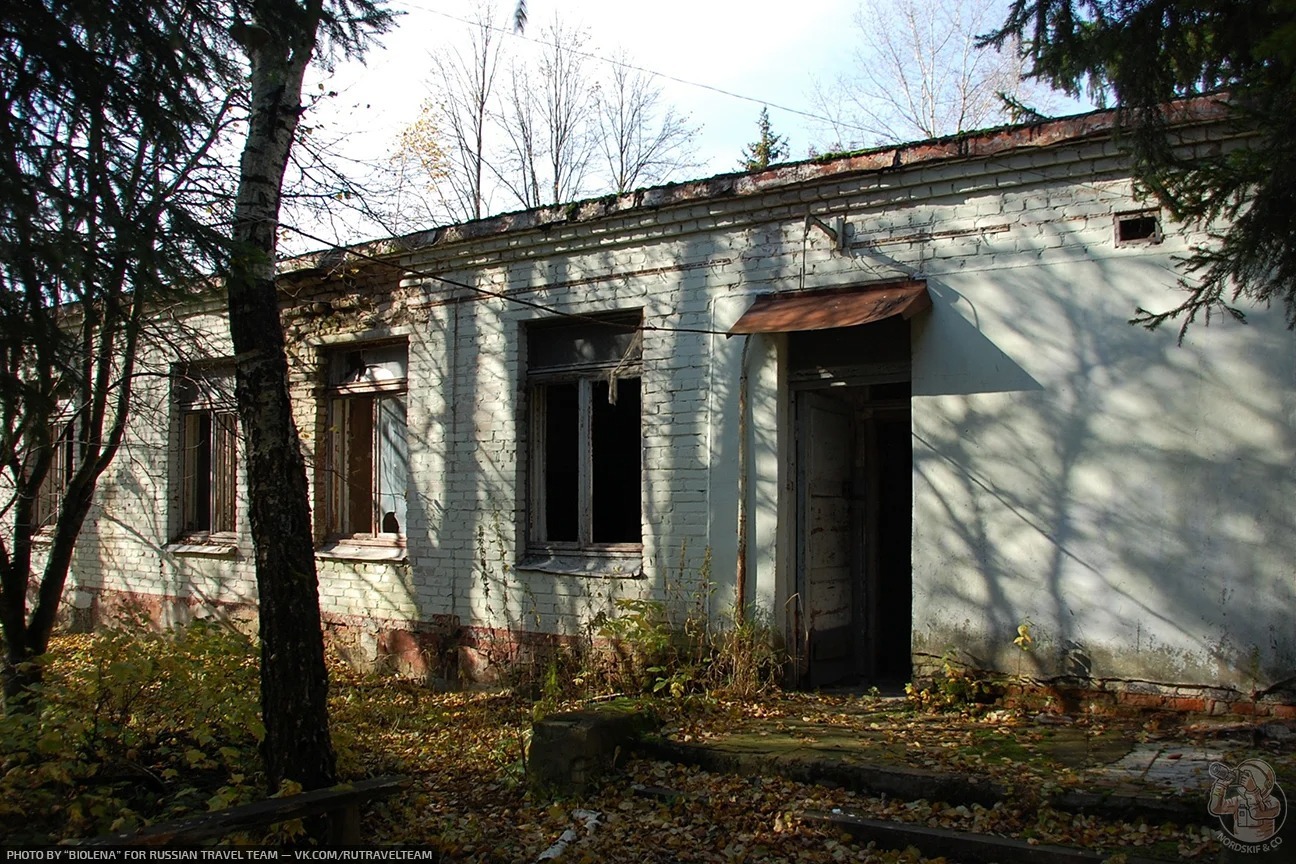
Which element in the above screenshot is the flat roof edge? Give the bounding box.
[280,96,1233,277]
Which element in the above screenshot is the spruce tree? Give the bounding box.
[740,107,790,171]
[988,0,1296,338]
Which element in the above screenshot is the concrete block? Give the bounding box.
[527,704,660,795]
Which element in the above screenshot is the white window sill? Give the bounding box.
[165,542,239,558]
[315,542,407,563]
[518,551,644,578]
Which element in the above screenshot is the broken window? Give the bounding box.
[528,313,642,550]
[177,368,238,537]
[32,419,75,530]
[324,343,408,540]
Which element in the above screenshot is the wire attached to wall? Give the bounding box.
[280,223,737,337]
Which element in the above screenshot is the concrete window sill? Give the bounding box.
[315,542,407,564]
[165,542,239,558]
[518,551,644,578]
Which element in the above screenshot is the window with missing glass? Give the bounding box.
[323,343,408,541]
[527,312,643,552]
[33,418,75,530]
[176,368,238,538]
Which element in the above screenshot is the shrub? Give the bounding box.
[0,621,262,843]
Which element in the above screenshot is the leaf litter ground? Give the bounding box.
[342,678,1296,862]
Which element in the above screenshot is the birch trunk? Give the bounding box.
[227,4,336,794]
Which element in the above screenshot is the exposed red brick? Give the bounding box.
[1120,693,1166,709]
[1165,697,1206,713]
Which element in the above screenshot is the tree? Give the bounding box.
[399,8,699,217]
[0,0,235,708]
[409,1,502,223]
[595,54,699,194]
[740,107,790,171]
[812,0,1052,147]
[225,0,390,795]
[988,0,1296,336]
[495,58,546,208]
[390,98,449,231]
[494,16,598,207]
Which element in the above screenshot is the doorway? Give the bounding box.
[791,322,913,687]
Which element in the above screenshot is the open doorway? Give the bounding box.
[791,320,913,687]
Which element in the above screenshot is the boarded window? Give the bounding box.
[528,313,642,550]
[177,368,237,536]
[324,343,408,539]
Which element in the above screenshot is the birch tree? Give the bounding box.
[494,58,546,208]
[225,0,390,796]
[492,17,597,207]
[406,1,503,223]
[596,55,699,194]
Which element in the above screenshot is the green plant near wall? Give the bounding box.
[0,622,263,843]
[1013,619,1035,683]
[473,506,550,691]
[905,648,994,712]
[593,545,782,699]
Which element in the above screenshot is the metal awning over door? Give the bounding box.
[727,279,930,335]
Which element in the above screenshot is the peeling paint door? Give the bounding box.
[798,392,857,686]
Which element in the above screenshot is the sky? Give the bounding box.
[305,1,862,217]
[296,0,1081,250]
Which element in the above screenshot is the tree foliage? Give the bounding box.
[399,2,502,224]
[988,0,1296,336]
[596,53,700,194]
[0,0,237,707]
[740,108,790,171]
[398,6,700,219]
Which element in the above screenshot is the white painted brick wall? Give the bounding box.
[56,117,1293,691]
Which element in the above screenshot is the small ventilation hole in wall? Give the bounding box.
[1116,212,1161,245]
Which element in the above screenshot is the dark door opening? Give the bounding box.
[789,313,914,688]
[796,384,912,687]
[865,399,913,685]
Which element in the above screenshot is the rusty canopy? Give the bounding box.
[727,279,930,335]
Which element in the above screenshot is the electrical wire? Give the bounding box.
[398,0,865,135]
[279,222,738,336]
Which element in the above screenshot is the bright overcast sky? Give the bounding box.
[312,0,862,184]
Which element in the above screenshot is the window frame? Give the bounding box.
[32,417,75,532]
[175,367,239,543]
[321,343,409,545]
[526,313,643,556]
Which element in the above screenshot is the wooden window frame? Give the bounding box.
[33,418,75,531]
[176,368,238,543]
[527,314,643,556]
[322,345,409,545]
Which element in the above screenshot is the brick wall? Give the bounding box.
[60,110,1296,700]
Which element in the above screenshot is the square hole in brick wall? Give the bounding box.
[1115,210,1162,245]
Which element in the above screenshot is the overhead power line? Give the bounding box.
[399,1,867,135]
[280,222,736,336]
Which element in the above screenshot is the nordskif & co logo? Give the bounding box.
[1208,758,1287,853]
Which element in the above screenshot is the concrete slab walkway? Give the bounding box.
[632,695,1296,831]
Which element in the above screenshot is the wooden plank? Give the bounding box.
[84,775,409,847]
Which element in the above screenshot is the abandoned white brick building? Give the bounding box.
[58,101,1296,707]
